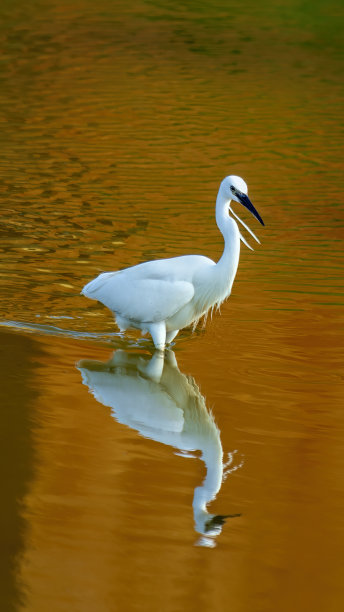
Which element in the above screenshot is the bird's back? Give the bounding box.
[81,254,215,324]
[117,254,215,282]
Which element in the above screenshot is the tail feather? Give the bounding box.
[81,271,119,299]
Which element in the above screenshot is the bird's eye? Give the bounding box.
[230,186,236,193]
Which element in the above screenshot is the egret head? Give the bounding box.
[225,175,248,201]
[224,175,264,226]
[219,175,264,249]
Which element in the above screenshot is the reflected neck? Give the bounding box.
[192,437,223,532]
[193,436,223,512]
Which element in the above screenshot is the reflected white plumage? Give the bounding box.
[78,349,242,545]
[82,175,264,349]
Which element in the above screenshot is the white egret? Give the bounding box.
[78,349,242,544]
[82,175,264,349]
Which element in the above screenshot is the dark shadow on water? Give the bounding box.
[0,330,40,611]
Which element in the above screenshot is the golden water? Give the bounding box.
[0,1,343,610]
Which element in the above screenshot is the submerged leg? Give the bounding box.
[141,351,165,382]
[149,321,166,350]
[166,329,179,344]
[115,314,129,332]
[165,349,178,369]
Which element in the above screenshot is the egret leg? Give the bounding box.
[149,322,166,350]
[115,314,129,332]
[165,349,178,369]
[141,351,164,382]
[166,329,179,345]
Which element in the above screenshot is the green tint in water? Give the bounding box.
[0,0,343,611]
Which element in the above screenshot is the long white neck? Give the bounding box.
[215,187,241,292]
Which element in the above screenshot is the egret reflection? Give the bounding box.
[77,349,242,546]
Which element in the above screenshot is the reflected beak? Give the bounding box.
[237,193,265,226]
[205,513,241,532]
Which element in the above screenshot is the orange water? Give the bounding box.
[0,1,343,611]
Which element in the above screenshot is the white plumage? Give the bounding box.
[82,175,264,349]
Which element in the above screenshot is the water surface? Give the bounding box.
[0,1,343,611]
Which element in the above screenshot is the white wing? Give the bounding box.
[79,369,185,435]
[82,271,194,323]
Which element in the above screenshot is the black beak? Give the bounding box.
[237,193,265,226]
